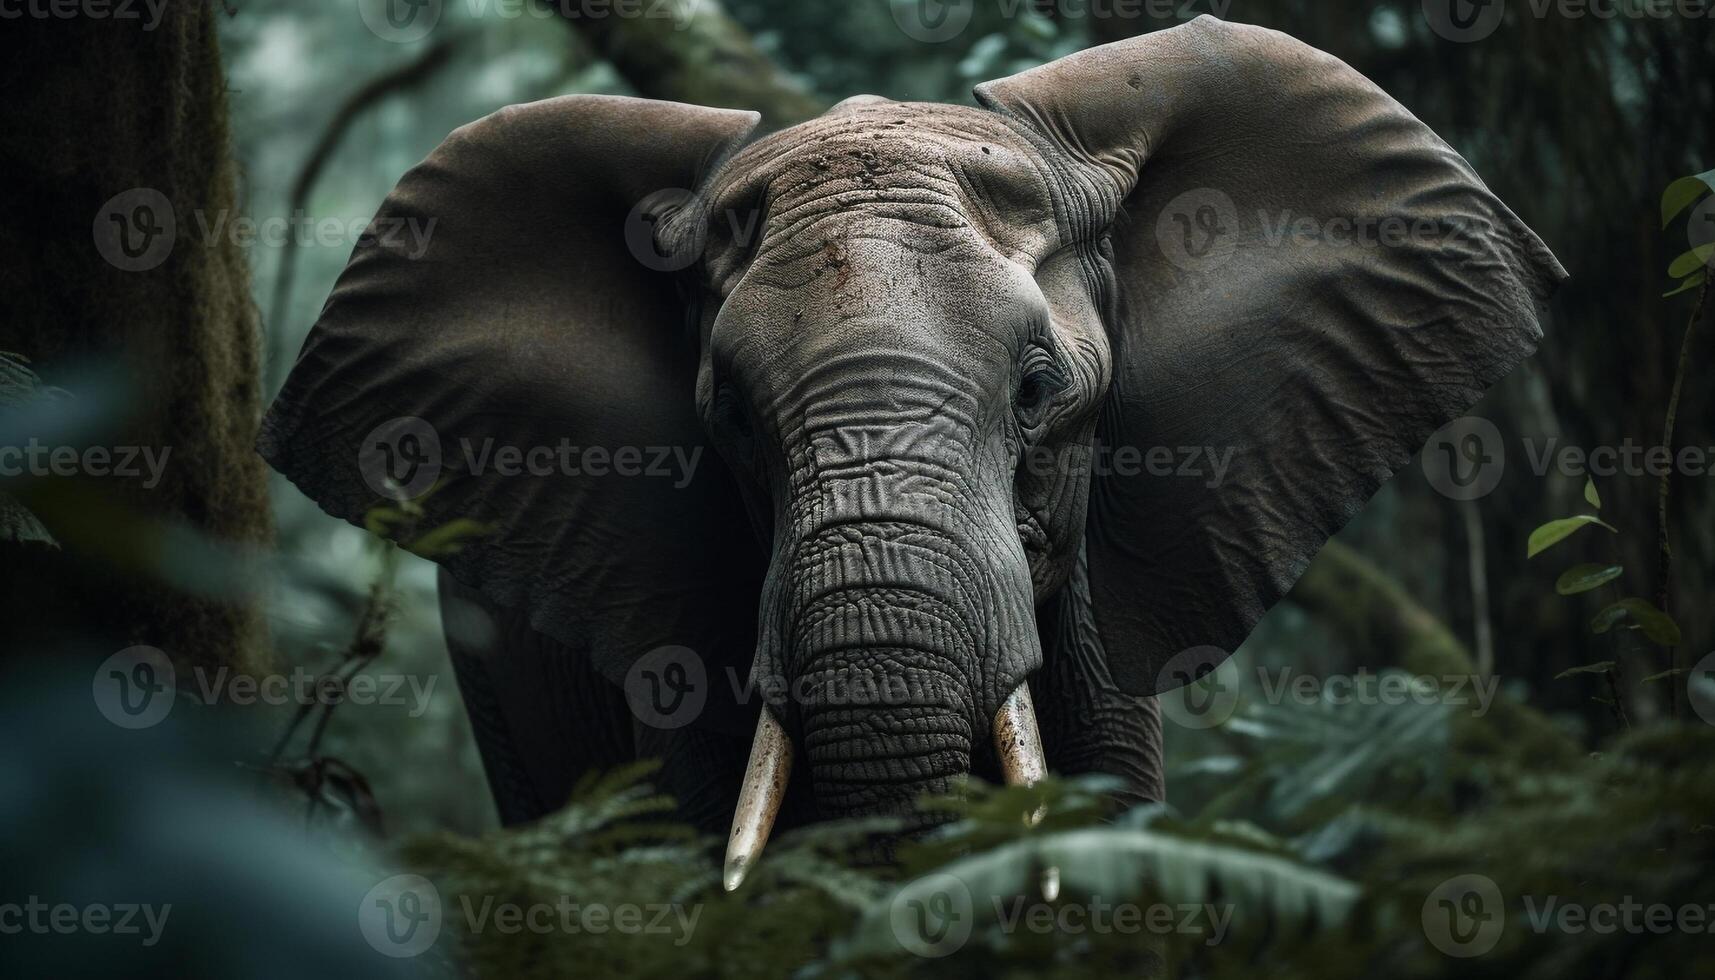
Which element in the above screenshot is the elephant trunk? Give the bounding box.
[781,514,984,798]
[722,403,1048,888]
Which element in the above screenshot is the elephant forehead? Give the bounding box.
[709,102,1063,267]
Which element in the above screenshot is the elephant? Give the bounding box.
[258,17,1562,891]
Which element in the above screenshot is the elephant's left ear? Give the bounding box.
[259,96,766,719]
[976,17,1565,695]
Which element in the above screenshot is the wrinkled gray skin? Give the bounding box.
[667,102,1129,817]
[261,17,1561,837]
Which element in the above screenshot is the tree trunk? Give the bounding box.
[0,2,270,673]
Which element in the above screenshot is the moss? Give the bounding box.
[0,3,271,672]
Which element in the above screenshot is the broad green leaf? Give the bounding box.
[1665,270,1706,298]
[1661,169,1715,227]
[1555,563,1622,595]
[1555,661,1615,679]
[1590,598,1683,646]
[1583,478,1601,509]
[1590,604,1629,634]
[1667,243,1715,279]
[1527,515,1617,558]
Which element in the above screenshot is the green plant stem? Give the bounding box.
[1656,274,1711,720]
[1604,667,1631,731]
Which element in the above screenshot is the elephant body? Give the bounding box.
[259,18,1562,878]
[440,555,1164,834]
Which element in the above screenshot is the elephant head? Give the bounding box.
[259,18,1561,890]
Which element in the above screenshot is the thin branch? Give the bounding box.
[545,0,827,129]
[1460,499,1495,680]
[1655,273,1711,720]
[264,35,464,392]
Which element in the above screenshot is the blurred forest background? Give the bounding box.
[2,0,1713,976]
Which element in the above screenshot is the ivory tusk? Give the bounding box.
[994,682,1058,901]
[994,682,1048,823]
[722,708,793,892]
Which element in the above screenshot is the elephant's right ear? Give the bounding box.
[977,19,1565,695]
[259,96,763,712]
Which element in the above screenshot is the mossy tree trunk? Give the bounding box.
[0,2,270,672]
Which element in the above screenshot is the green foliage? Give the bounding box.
[1659,168,1715,228]
[1591,598,1681,647]
[1554,563,1622,595]
[362,483,494,558]
[1529,472,1685,709]
[0,352,59,547]
[388,689,1715,979]
[1662,170,1713,297]
[1525,513,1615,558]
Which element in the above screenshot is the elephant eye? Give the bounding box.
[1015,363,1067,421]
